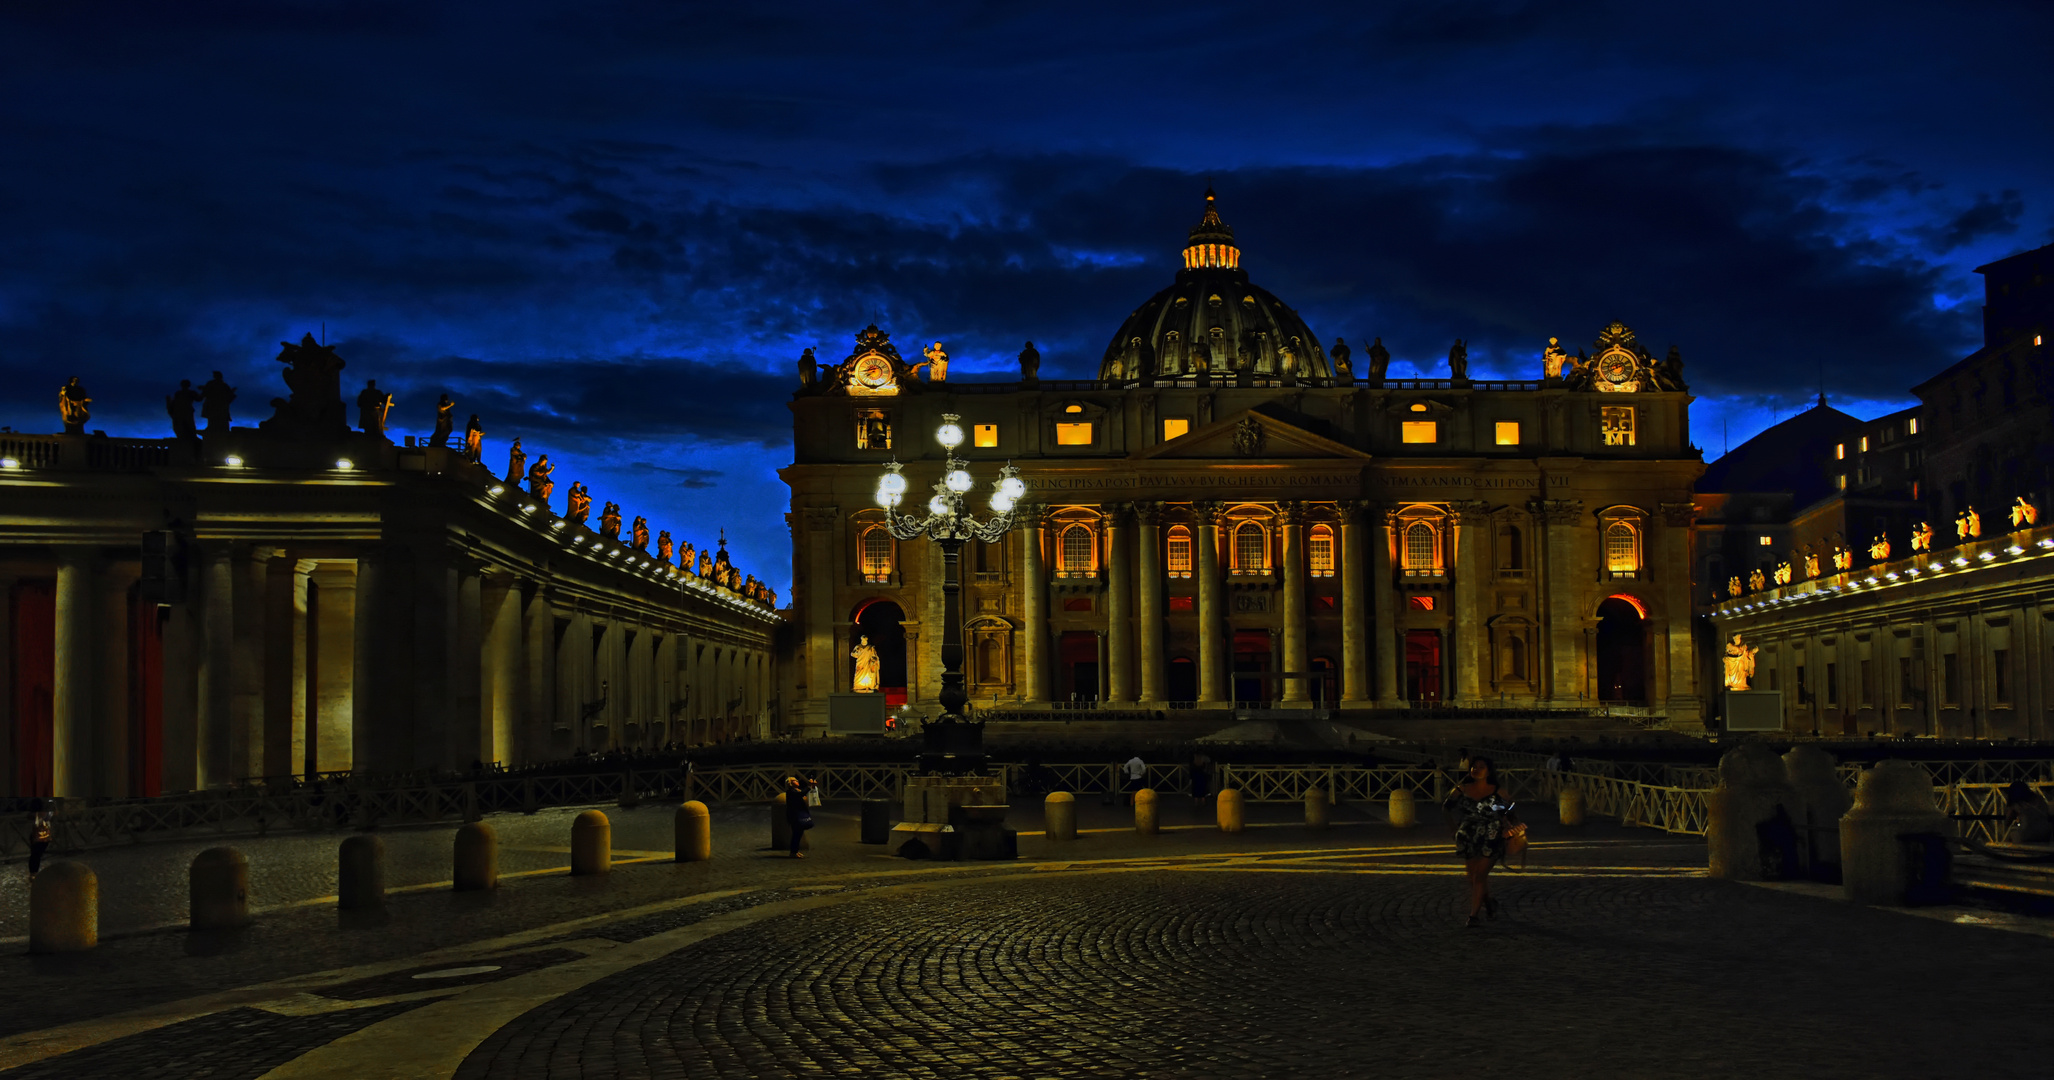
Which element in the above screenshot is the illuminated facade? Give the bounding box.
[783,194,1706,734]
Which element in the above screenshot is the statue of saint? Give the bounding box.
[1655,345,1687,392]
[1018,340,1041,382]
[850,635,881,693]
[1869,535,1892,561]
[1366,337,1391,383]
[356,380,394,436]
[1191,339,1211,376]
[1722,633,1759,691]
[165,379,201,440]
[199,371,237,434]
[261,335,347,436]
[1447,339,1469,381]
[599,501,622,539]
[631,516,649,551]
[1329,338,1352,381]
[58,376,91,433]
[527,454,554,502]
[431,394,456,446]
[1910,521,1933,552]
[922,341,949,382]
[2012,496,2039,528]
[1726,575,1742,598]
[798,347,817,387]
[1804,552,1820,579]
[1542,337,1567,380]
[504,438,526,484]
[1957,508,1981,540]
[697,550,713,578]
[680,541,697,574]
[657,530,673,564]
[566,481,591,524]
[463,415,484,461]
[1747,568,1766,592]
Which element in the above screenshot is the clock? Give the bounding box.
[850,353,897,395]
[1599,351,1634,384]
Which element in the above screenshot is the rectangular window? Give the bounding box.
[1166,530,1192,578]
[1161,418,1191,441]
[1859,659,1871,708]
[1859,436,1869,452]
[1054,422,1094,446]
[1825,662,1838,706]
[1167,595,1195,612]
[1796,665,1807,704]
[1601,406,1635,446]
[1908,417,1919,435]
[1494,421,1520,446]
[860,527,892,583]
[1836,443,1846,460]
[1898,656,1914,702]
[1061,597,1093,612]
[1836,474,1846,490]
[1308,528,1334,576]
[1401,421,1437,444]
[1759,535,1773,546]
[856,409,891,450]
[1407,595,1435,611]
[973,423,998,448]
[1994,648,2010,704]
[1941,653,1959,706]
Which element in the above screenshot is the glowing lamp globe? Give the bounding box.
[945,469,973,493]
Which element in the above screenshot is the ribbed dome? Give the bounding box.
[1099,189,1330,383]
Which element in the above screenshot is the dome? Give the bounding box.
[1099,189,1332,384]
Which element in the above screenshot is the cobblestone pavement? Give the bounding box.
[4,797,2051,1078]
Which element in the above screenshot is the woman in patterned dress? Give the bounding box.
[1444,757,1514,927]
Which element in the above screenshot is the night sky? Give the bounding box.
[4,2,2050,595]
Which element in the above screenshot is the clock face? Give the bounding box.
[852,354,895,392]
[1599,352,1634,383]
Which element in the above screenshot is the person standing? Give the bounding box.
[26,798,53,884]
[1443,757,1516,928]
[783,776,814,858]
[1189,751,1213,801]
[1122,753,1148,806]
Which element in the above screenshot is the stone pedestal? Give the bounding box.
[1706,744,1802,881]
[890,774,1013,860]
[1841,760,1951,905]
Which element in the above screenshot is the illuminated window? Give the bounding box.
[1836,474,1846,490]
[1836,443,1846,460]
[1601,406,1635,446]
[1165,525,1192,577]
[1234,521,1268,574]
[1907,417,1919,435]
[973,424,998,448]
[1409,403,1428,412]
[1403,521,1439,572]
[1494,421,1520,446]
[1605,521,1640,575]
[1058,524,1096,577]
[1161,418,1191,441]
[1859,436,1869,452]
[1407,595,1434,611]
[861,526,893,582]
[1309,524,1335,577]
[1401,421,1438,444]
[856,409,891,450]
[1055,421,1094,445]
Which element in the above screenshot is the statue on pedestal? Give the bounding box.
[1330,338,1352,381]
[261,335,347,438]
[566,481,591,524]
[1957,507,1981,540]
[463,415,484,461]
[1910,521,1933,552]
[631,516,649,551]
[657,531,673,564]
[1366,337,1390,384]
[1542,337,1568,380]
[599,500,622,539]
[2012,496,2039,528]
[430,394,455,447]
[1869,535,1891,561]
[1722,633,1759,691]
[680,541,697,574]
[58,376,91,433]
[798,347,817,387]
[697,550,713,577]
[921,341,949,382]
[166,380,200,440]
[356,380,394,437]
[198,371,237,434]
[851,635,881,693]
[1447,339,1469,381]
[504,438,526,484]
[527,454,554,502]
[1018,341,1041,382]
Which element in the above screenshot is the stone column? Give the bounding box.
[1534,499,1587,701]
[481,576,521,765]
[0,573,13,794]
[1196,503,1228,707]
[1279,503,1310,705]
[309,564,357,774]
[1135,502,1165,705]
[1450,501,1488,702]
[1372,510,1402,706]
[656,632,678,745]
[262,555,296,779]
[290,562,312,778]
[230,551,267,781]
[96,561,139,797]
[801,506,838,733]
[1340,502,1372,706]
[450,568,484,766]
[1659,502,1702,728]
[1106,504,1134,703]
[353,546,416,776]
[52,551,96,798]
[198,545,234,787]
[523,586,556,764]
[1019,506,1048,703]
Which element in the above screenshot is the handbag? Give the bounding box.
[1501,820,1529,868]
[806,787,822,808]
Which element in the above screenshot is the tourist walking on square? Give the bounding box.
[1190,751,1213,801]
[26,798,53,883]
[784,776,814,858]
[1444,757,1517,928]
[1123,752,1148,806]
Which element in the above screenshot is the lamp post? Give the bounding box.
[877,413,1025,773]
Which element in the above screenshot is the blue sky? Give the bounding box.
[3,1,2050,595]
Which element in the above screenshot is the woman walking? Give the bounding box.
[1444,757,1516,928]
[783,776,814,858]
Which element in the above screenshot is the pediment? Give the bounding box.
[1135,409,1370,461]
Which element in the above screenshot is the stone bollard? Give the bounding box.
[1217,788,1245,833]
[454,821,498,891]
[770,793,810,852]
[1706,744,1804,880]
[1044,791,1077,842]
[29,861,97,954]
[189,846,250,930]
[571,809,611,876]
[1304,788,1330,830]
[1558,787,1585,828]
[675,801,712,862]
[1388,787,1417,828]
[1841,760,1952,905]
[1134,788,1159,836]
[1783,745,1851,874]
[338,835,386,911]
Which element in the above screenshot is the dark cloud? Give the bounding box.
[625,462,724,489]
[1924,190,2024,253]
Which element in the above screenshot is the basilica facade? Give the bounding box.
[783,193,1706,735]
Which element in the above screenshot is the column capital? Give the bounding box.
[1102,501,1133,526]
[1527,498,1585,525]
[802,505,840,532]
[1450,500,1491,526]
[1194,500,1225,525]
[1337,499,1380,522]
[1660,501,1700,527]
[1132,501,1165,527]
[1016,502,1052,528]
[1276,501,1306,526]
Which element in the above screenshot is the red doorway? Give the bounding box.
[1405,630,1442,702]
[12,580,55,796]
[1059,631,1099,701]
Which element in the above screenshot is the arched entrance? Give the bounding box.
[852,600,908,708]
[1595,596,1648,702]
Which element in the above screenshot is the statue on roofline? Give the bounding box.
[356,380,394,437]
[200,371,237,434]
[463,414,484,461]
[1542,337,1568,381]
[431,394,456,447]
[166,379,200,440]
[505,438,526,484]
[58,376,91,433]
[632,516,649,551]
[657,531,673,564]
[1018,341,1041,382]
[566,481,591,524]
[599,501,622,540]
[1366,337,1391,384]
[1330,338,1353,381]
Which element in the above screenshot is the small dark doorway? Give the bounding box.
[1405,630,1442,702]
[1233,629,1272,706]
[1595,596,1647,702]
[1060,631,1099,701]
[1310,657,1335,706]
[853,600,908,708]
[1167,656,1198,705]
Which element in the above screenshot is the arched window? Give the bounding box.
[1605,521,1641,576]
[1234,521,1268,574]
[861,526,893,583]
[1165,525,1193,578]
[1404,521,1439,572]
[1309,524,1335,577]
[1498,525,1524,572]
[1058,523,1096,577]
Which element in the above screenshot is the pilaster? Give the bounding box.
[1196,502,1228,707]
[1135,502,1165,704]
[1279,502,1310,705]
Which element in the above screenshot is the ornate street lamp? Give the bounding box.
[877,413,1025,773]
